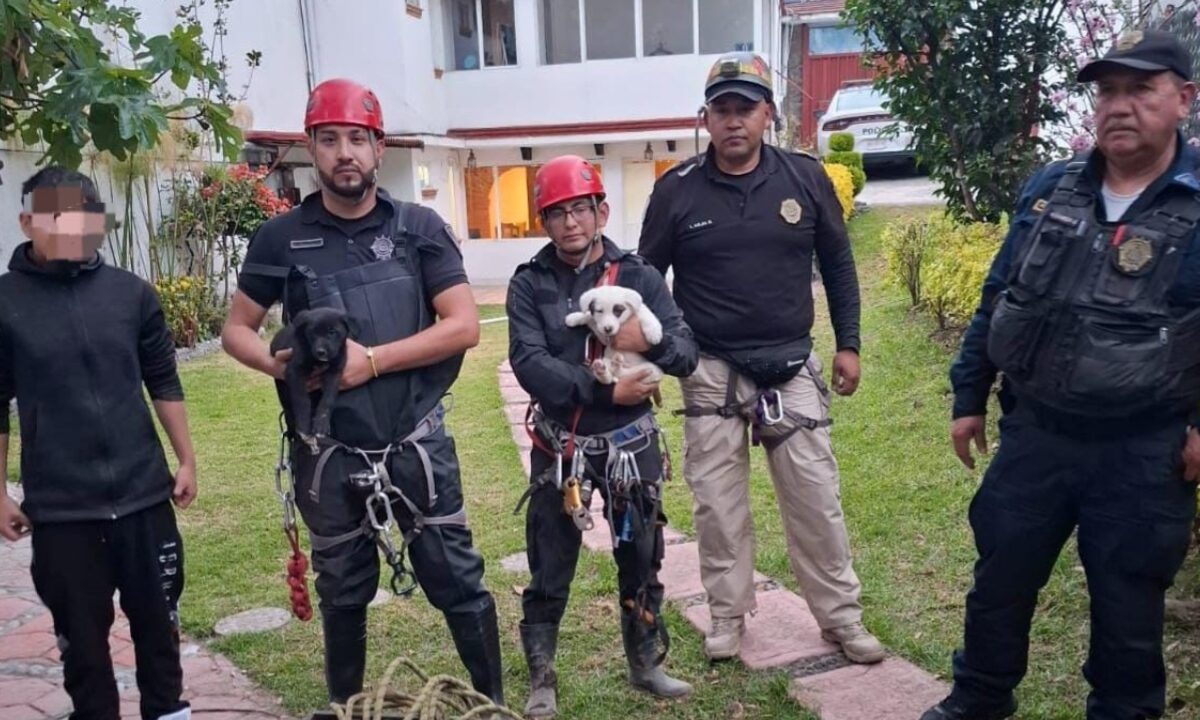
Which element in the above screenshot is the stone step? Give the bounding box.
[682,588,840,670]
[789,657,949,720]
[657,541,767,602]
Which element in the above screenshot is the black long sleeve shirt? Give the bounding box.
[638,144,861,356]
[507,238,698,435]
[0,243,182,522]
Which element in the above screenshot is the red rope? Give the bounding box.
[284,525,313,621]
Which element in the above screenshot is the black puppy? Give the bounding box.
[269,307,352,453]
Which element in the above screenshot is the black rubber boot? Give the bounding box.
[321,607,368,704]
[620,608,691,698]
[520,621,559,719]
[920,694,1018,720]
[445,598,506,706]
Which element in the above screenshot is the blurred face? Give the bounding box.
[542,196,608,260]
[1094,69,1195,164]
[309,124,384,200]
[19,187,111,262]
[705,95,772,167]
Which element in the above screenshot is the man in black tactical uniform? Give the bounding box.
[221,78,503,707]
[926,30,1200,720]
[507,155,698,718]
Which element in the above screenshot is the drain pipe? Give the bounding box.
[298,0,317,92]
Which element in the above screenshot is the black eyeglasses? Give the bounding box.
[543,202,596,226]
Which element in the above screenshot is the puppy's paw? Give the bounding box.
[638,308,664,345]
[591,358,615,384]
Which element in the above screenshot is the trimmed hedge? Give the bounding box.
[829,132,855,152]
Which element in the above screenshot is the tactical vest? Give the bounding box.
[987,158,1200,418]
[246,199,463,449]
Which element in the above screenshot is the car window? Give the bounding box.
[834,87,885,113]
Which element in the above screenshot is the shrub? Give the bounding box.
[825,150,865,196]
[922,213,1007,329]
[829,132,855,152]
[883,215,934,307]
[154,275,226,348]
[823,163,855,221]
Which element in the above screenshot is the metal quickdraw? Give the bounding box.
[562,449,594,532]
[274,412,313,622]
[361,460,420,598]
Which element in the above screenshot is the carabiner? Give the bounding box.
[758,389,785,425]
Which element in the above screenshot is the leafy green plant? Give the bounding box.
[829,132,855,152]
[843,0,1067,222]
[922,213,1006,329]
[823,163,856,221]
[0,0,253,171]
[883,215,934,307]
[154,274,224,348]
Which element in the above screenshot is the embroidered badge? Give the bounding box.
[371,234,395,261]
[780,198,803,224]
[1116,30,1144,51]
[1117,236,1154,273]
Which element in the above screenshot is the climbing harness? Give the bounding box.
[677,356,832,451]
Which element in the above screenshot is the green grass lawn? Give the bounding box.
[170,206,1200,719]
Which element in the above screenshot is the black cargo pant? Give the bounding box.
[522,441,667,625]
[950,408,1196,720]
[292,424,492,615]
[30,501,187,720]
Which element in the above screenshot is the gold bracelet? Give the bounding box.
[366,346,379,378]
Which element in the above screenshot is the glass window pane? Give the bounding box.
[465,167,496,239]
[699,0,753,54]
[643,0,693,56]
[496,166,542,238]
[482,0,517,67]
[809,25,863,56]
[540,0,581,64]
[585,0,635,60]
[446,0,481,70]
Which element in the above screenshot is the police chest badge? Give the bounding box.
[371,234,395,261]
[1116,236,1154,274]
[780,198,803,224]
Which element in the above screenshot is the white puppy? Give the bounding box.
[565,285,665,391]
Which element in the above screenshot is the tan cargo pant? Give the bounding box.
[679,353,863,629]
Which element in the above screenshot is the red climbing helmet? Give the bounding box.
[533,155,605,213]
[304,78,384,134]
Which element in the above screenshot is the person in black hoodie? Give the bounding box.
[0,167,198,720]
[507,155,698,718]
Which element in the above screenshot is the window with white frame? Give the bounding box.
[445,0,517,71]
[808,25,865,56]
[643,0,693,56]
[586,0,636,60]
[537,0,754,66]
[539,0,581,64]
[699,0,754,54]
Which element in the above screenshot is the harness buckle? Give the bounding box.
[758,389,785,425]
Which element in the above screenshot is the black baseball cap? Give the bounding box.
[1077,29,1193,82]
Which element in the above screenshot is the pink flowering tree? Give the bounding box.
[1055,0,1200,152]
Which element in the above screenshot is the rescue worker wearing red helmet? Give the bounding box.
[222,78,504,707]
[506,155,699,717]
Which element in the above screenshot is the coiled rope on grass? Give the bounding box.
[329,656,523,720]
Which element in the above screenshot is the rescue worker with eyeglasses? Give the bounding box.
[506,155,699,718]
[221,79,504,708]
[926,30,1200,720]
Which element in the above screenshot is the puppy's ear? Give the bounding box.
[588,298,597,315]
[343,315,360,340]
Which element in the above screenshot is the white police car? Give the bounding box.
[816,81,914,168]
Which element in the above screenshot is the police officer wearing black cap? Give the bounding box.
[639,53,883,666]
[925,29,1200,720]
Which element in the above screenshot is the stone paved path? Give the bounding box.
[497,360,948,719]
[0,486,292,720]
